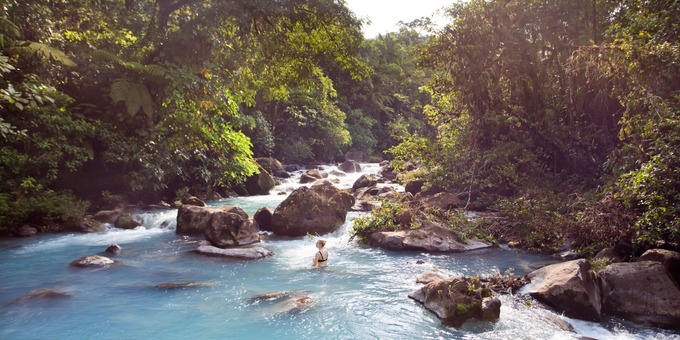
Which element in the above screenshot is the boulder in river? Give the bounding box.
[69,255,114,268]
[114,213,144,229]
[80,217,105,233]
[271,181,354,237]
[599,261,680,328]
[176,205,259,247]
[105,243,122,255]
[254,207,274,232]
[204,206,260,247]
[351,174,377,192]
[338,160,361,173]
[524,259,602,322]
[299,169,328,184]
[245,164,276,195]
[409,276,500,327]
[92,209,121,224]
[194,243,272,259]
[255,157,285,176]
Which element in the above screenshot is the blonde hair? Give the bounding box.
[316,240,326,248]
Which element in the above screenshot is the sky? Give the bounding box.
[344,0,454,38]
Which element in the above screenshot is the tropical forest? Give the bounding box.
[0,0,679,338]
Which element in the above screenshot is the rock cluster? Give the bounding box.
[524,249,680,329]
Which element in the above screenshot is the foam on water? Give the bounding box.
[1,163,678,339]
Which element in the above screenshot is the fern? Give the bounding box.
[20,42,76,67]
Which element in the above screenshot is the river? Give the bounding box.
[0,164,677,339]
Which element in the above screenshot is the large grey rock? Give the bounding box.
[409,277,500,327]
[194,244,272,259]
[599,261,680,328]
[204,206,259,247]
[69,255,114,268]
[525,259,602,321]
[271,181,354,237]
[245,164,276,195]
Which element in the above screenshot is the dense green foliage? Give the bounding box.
[0,0,371,233]
[384,0,679,257]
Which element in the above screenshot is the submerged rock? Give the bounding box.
[69,255,114,268]
[248,290,303,302]
[524,259,602,322]
[409,276,500,327]
[599,261,680,329]
[155,281,217,289]
[105,243,122,255]
[10,288,71,304]
[17,225,38,237]
[194,244,272,259]
[271,181,354,237]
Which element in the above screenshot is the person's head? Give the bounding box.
[316,240,326,249]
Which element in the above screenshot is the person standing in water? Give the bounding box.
[313,240,328,268]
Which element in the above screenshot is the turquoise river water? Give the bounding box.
[1,164,678,339]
